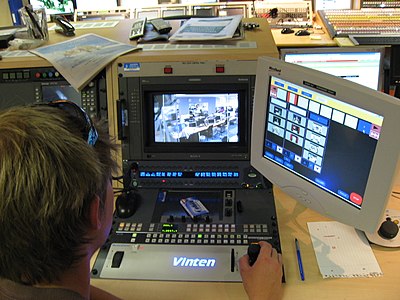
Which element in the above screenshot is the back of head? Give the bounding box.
[0,105,117,285]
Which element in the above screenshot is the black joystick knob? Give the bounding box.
[247,243,261,266]
[378,217,399,239]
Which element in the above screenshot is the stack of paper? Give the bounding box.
[169,15,243,42]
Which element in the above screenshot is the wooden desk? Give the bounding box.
[271,15,338,48]
[272,28,337,48]
[91,187,400,300]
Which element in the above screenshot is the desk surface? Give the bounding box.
[91,187,400,300]
[272,28,337,48]
[271,14,337,48]
[1,17,278,69]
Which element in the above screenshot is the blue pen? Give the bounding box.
[295,238,305,281]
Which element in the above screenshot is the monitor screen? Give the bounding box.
[251,56,400,233]
[130,76,252,161]
[152,92,239,143]
[280,47,385,91]
[29,0,75,15]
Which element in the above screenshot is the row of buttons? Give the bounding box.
[2,71,63,81]
[130,232,271,245]
[2,71,30,80]
[117,222,268,234]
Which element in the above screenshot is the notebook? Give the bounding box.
[307,221,383,278]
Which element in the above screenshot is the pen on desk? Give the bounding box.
[295,238,305,281]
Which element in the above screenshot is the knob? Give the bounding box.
[378,217,399,239]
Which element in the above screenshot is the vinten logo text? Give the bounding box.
[173,257,216,268]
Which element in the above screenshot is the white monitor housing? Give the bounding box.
[251,56,400,233]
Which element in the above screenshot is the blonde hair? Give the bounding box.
[0,105,117,284]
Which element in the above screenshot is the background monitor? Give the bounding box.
[280,47,385,91]
[251,56,400,233]
[29,0,75,15]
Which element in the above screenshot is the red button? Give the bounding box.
[216,66,225,73]
[350,192,363,205]
[164,67,173,74]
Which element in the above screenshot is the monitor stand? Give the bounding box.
[365,208,400,247]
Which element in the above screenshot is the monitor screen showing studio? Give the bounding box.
[251,56,400,233]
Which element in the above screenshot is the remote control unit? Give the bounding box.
[129,17,147,40]
[150,18,172,34]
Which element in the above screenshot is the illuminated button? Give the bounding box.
[16,72,23,79]
[164,66,173,74]
[23,72,30,79]
[54,72,60,77]
[145,238,150,243]
[2,73,9,80]
[35,72,41,78]
[42,73,47,78]
[9,73,16,79]
[216,66,225,73]
[48,72,54,78]
[171,239,176,243]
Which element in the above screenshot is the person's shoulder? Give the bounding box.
[0,278,85,300]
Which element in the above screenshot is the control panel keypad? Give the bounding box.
[117,222,271,245]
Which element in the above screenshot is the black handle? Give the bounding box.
[117,99,128,140]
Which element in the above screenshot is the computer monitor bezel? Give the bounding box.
[251,56,400,233]
[280,46,386,91]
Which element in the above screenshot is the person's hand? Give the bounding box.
[239,241,283,300]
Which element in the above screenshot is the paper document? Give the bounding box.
[30,34,140,91]
[169,15,242,41]
[307,221,383,278]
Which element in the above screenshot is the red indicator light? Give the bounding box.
[164,67,173,74]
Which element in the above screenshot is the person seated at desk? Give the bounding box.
[0,103,283,300]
